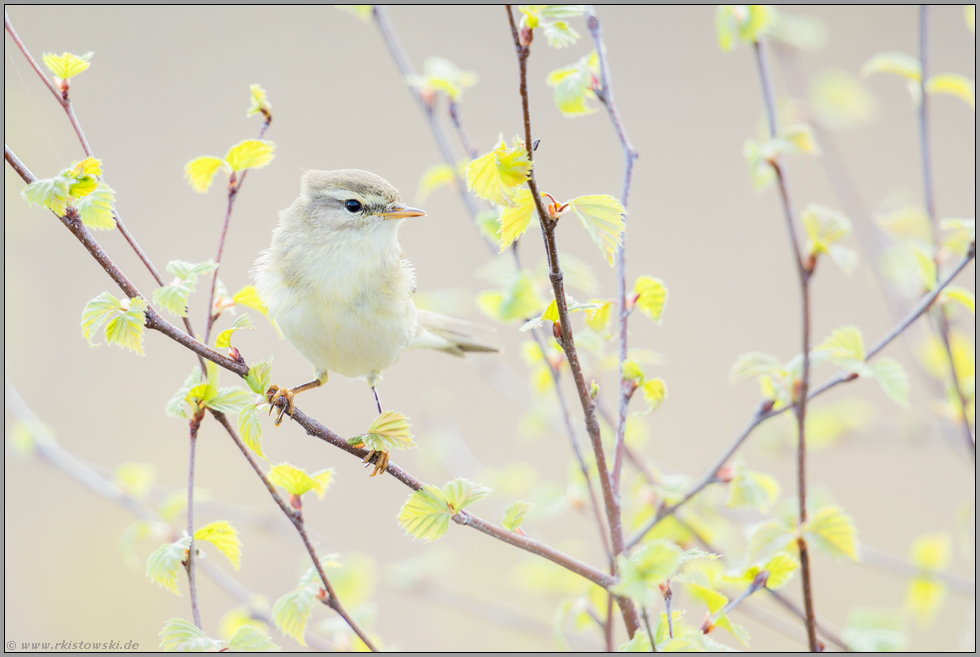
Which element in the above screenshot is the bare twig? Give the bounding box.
[916,5,976,457]
[208,412,378,650]
[586,7,640,497]
[629,244,975,545]
[504,4,640,637]
[186,413,204,628]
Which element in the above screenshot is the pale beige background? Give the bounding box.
[4,5,975,652]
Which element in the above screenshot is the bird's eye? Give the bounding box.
[345,199,362,213]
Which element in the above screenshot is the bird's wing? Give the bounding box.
[411,309,499,357]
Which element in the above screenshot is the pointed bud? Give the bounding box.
[552,321,563,344]
[715,465,735,483]
[289,493,302,511]
[590,380,599,400]
[520,25,534,47]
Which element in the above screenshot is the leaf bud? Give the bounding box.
[590,380,599,400]
[520,25,534,47]
[715,465,735,483]
[552,321,563,344]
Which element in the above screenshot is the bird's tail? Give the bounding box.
[411,309,499,357]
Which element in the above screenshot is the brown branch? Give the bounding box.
[755,35,815,650]
[208,411,378,651]
[586,7,640,498]
[629,244,976,546]
[916,5,976,457]
[504,4,639,638]
[186,413,204,628]
[202,116,272,345]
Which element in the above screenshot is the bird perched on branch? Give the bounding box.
[252,169,497,474]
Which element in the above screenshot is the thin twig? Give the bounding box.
[208,411,378,650]
[756,36,820,649]
[916,5,976,457]
[186,412,203,628]
[628,244,975,546]
[586,7,640,498]
[504,4,639,637]
[640,607,657,652]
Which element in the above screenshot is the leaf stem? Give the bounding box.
[504,4,640,637]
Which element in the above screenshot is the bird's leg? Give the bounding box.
[363,377,390,476]
[267,371,328,427]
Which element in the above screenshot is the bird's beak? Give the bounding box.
[380,203,426,220]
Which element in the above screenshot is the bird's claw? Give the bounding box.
[266,384,295,427]
[363,450,390,477]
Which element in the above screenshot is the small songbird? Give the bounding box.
[252,169,497,474]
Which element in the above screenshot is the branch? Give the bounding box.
[207,411,378,651]
[585,6,640,501]
[754,35,818,649]
[629,245,976,546]
[202,116,272,345]
[916,5,976,457]
[186,413,203,628]
[504,5,640,638]
[5,143,249,378]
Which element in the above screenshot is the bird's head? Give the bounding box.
[298,169,426,230]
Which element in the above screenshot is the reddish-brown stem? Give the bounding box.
[753,37,817,651]
[208,411,378,650]
[916,5,976,457]
[186,412,203,629]
[586,8,640,496]
[504,5,639,638]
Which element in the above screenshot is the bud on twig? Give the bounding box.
[289,493,302,511]
[715,465,735,483]
[552,321,563,345]
[228,346,244,364]
[520,25,534,47]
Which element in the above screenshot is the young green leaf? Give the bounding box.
[465,136,532,206]
[762,552,799,590]
[476,270,547,323]
[225,139,276,172]
[246,83,273,118]
[233,285,271,317]
[272,586,316,646]
[498,188,540,251]
[146,537,191,595]
[245,358,274,395]
[416,163,457,200]
[726,462,780,512]
[443,477,493,512]
[398,485,453,542]
[815,325,867,373]
[803,504,859,560]
[542,20,580,48]
[714,613,750,646]
[861,51,921,81]
[336,5,374,22]
[546,50,599,116]
[619,629,652,652]
[115,462,156,499]
[105,297,149,355]
[906,577,945,627]
[870,357,910,406]
[940,286,976,315]
[802,204,856,274]
[227,625,281,652]
[681,567,728,613]
[358,410,417,452]
[925,73,975,109]
[502,500,534,532]
[633,275,667,322]
[216,313,255,349]
[519,296,604,332]
[238,402,268,460]
[716,5,776,51]
[405,57,478,101]
[730,352,783,382]
[809,69,875,130]
[68,175,99,199]
[476,209,503,246]
[195,520,242,570]
[42,51,93,79]
[81,291,124,346]
[159,617,223,652]
[268,463,335,499]
[781,123,819,155]
[910,533,951,571]
[75,183,117,230]
[568,195,626,266]
[206,387,252,414]
[639,378,667,415]
[745,519,795,566]
[184,156,226,193]
[842,608,908,653]
[611,539,683,606]
[22,172,73,215]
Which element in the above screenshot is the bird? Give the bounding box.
[252,169,497,474]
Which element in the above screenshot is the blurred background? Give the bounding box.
[4,5,975,651]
